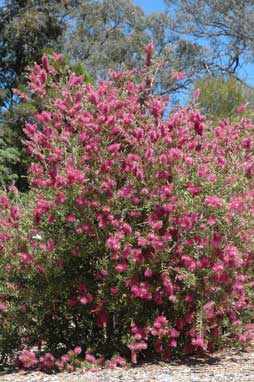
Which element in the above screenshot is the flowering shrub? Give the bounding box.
[1,49,254,368]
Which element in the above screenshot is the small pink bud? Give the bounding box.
[144,269,153,277]
[42,55,49,71]
[85,353,96,363]
[74,346,82,354]
[193,88,200,99]
[237,104,246,113]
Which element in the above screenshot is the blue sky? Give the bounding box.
[134,0,166,13]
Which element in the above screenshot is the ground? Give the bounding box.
[2,347,254,382]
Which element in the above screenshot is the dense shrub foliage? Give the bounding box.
[1,49,254,370]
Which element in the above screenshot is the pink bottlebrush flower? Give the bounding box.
[128,342,147,364]
[145,43,155,66]
[135,342,147,351]
[54,99,67,111]
[87,366,99,372]
[108,360,117,369]
[181,255,196,272]
[39,353,55,370]
[185,314,194,324]
[131,351,137,364]
[156,316,168,326]
[40,69,47,84]
[185,295,193,303]
[78,282,87,294]
[0,303,8,313]
[176,319,185,330]
[205,195,224,208]
[8,185,18,193]
[20,92,29,101]
[223,245,243,267]
[245,160,254,178]
[144,268,153,278]
[237,104,246,113]
[20,305,27,313]
[168,328,180,338]
[80,293,93,305]
[110,287,119,295]
[18,349,37,369]
[107,236,121,251]
[75,90,84,102]
[151,220,163,231]
[56,259,64,267]
[53,52,62,63]
[208,175,217,184]
[12,88,21,95]
[163,347,171,361]
[108,143,121,153]
[100,159,114,173]
[245,324,254,331]
[36,111,51,123]
[122,223,132,234]
[193,88,200,99]
[145,42,154,55]
[239,334,247,343]
[10,206,20,221]
[19,253,34,265]
[47,214,56,223]
[212,263,224,273]
[55,360,65,370]
[185,156,193,166]
[66,214,76,223]
[87,91,99,104]
[208,215,217,226]
[168,339,177,348]
[96,310,109,328]
[134,333,142,340]
[74,346,82,355]
[113,355,126,367]
[191,337,207,350]
[232,320,242,327]
[242,136,252,149]
[229,197,246,214]
[0,195,9,209]
[153,321,161,329]
[85,353,96,363]
[72,249,80,257]
[36,264,46,273]
[68,74,82,88]
[154,338,162,353]
[171,71,185,80]
[115,262,128,273]
[187,183,202,196]
[163,203,174,213]
[41,55,49,71]
[61,354,69,363]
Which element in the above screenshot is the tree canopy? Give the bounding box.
[165,0,254,81]
[195,75,254,119]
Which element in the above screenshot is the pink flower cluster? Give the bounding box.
[18,350,37,369]
[2,50,254,368]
